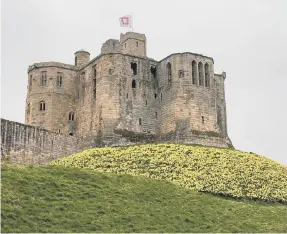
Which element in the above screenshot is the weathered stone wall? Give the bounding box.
[1,118,84,164]
[120,32,147,57]
[26,65,79,135]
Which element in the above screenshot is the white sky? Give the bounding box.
[1,0,287,165]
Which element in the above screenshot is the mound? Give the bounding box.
[2,164,287,233]
[50,144,287,203]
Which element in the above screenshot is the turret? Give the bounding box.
[120,32,147,57]
[75,50,90,68]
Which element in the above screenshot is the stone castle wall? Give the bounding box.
[1,118,84,164]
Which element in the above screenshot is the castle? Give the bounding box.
[24,31,232,148]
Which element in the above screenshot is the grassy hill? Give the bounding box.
[2,164,287,233]
[51,144,287,203]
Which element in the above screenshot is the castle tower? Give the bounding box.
[120,32,147,57]
[75,50,90,67]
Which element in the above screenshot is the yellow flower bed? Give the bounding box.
[50,144,287,203]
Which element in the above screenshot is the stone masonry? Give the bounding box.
[23,31,232,151]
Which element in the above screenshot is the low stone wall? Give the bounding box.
[1,118,83,164]
[1,118,232,165]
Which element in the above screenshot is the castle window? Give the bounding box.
[198,62,204,86]
[69,112,75,121]
[29,75,32,91]
[154,93,157,99]
[204,63,210,87]
[145,100,147,105]
[139,118,142,125]
[131,62,137,75]
[155,112,157,118]
[201,116,205,124]
[150,66,157,78]
[192,60,197,85]
[132,79,136,88]
[57,74,63,87]
[40,73,47,86]
[39,101,46,111]
[167,62,172,79]
[178,70,184,78]
[69,133,74,136]
[125,43,126,48]
[136,41,139,47]
[126,93,129,99]
[75,57,77,66]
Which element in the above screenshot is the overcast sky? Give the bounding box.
[1,0,287,165]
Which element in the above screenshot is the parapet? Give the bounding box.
[120,32,146,43]
[28,62,78,73]
[101,39,121,54]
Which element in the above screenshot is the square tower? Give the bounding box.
[120,32,146,57]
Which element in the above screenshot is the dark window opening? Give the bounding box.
[40,73,47,86]
[192,60,197,85]
[58,129,61,133]
[69,112,75,121]
[145,100,147,105]
[201,116,205,124]
[178,70,184,78]
[125,43,126,48]
[39,101,45,111]
[93,68,97,79]
[154,93,157,99]
[131,62,137,75]
[150,66,157,78]
[139,118,142,125]
[126,93,129,98]
[167,62,172,79]
[198,62,204,86]
[69,133,74,136]
[155,112,157,118]
[132,79,136,88]
[75,57,77,66]
[57,75,63,87]
[204,63,210,87]
[136,41,139,47]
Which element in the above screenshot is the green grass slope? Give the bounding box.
[1,164,287,233]
[51,144,287,203]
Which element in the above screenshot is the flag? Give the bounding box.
[119,15,133,28]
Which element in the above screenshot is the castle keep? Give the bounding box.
[24,31,232,148]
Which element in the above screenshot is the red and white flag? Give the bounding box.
[119,15,133,28]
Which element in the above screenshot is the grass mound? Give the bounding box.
[2,164,287,233]
[51,144,287,203]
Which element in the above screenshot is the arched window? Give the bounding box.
[198,62,204,86]
[139,118,142,125]
[204,63,210,87]
[167,62,172,79]
[150,66,157,78]
[132,80,136,88]
[131,62,137,75]
[39,101,45,111]
[69,112,75,121]
[192,61,197,85]
[57,74,63,87]
[40,73,47,86]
